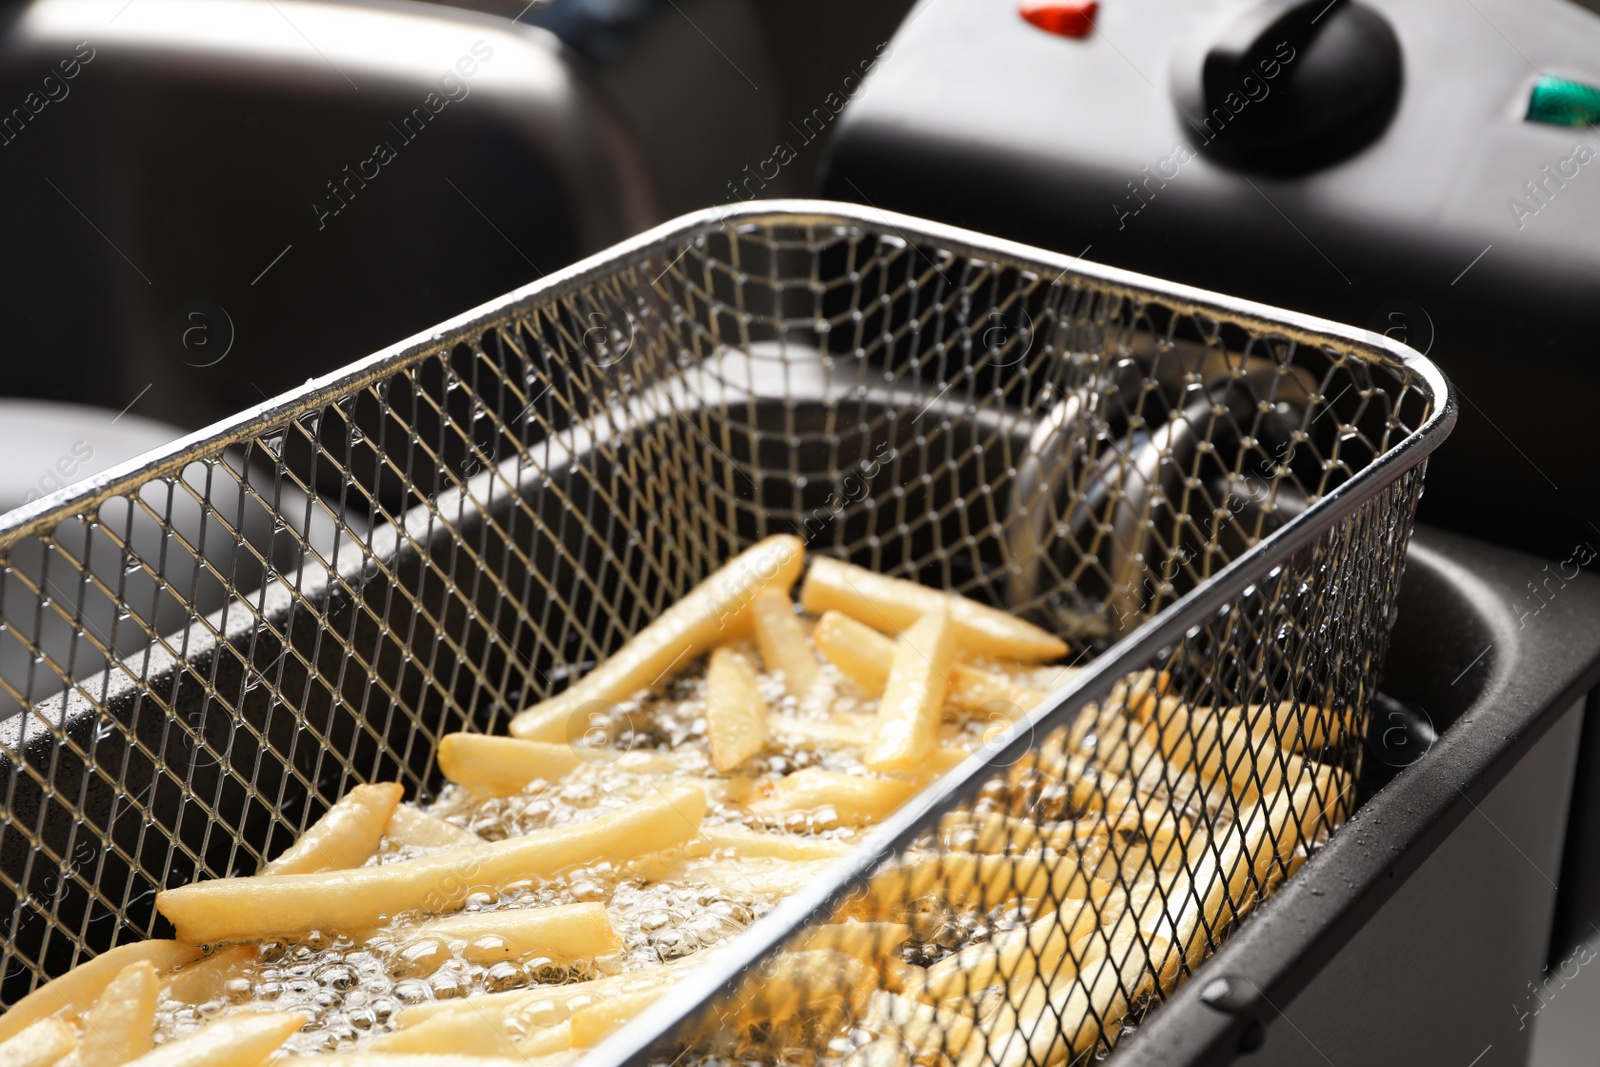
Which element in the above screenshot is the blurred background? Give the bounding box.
[0,0,912,510]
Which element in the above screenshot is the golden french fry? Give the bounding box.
[706,646,768,772]
[769,712,877,748]
[436,734,580,796]
[791,921,912,963]
[394,960,687,1030]
[752,587,820,698]
[158,787,706,943]
[607,751,681,775]
[120,1011,304,1067]
[161,945,258,1006]
[720,950,875,1025]
[770,714,970,760]
[1064,699,1155,763]
[1108,669,1167,720]
[369,1010,526,1057]
[927,744,976,775]
[568,986,665,1047]
[937,811,1036,853]
[800,558,1067,662]
[699,823,855,860]
[514,1022,576,1059]
[1158,698,1351,753]
[867,608,958,772]
[1148,702,1333,803]
[385,804,480,849]
[0,1017,77,1067]
[394,902,620,966]
[989,921,1153,1067]
[510,535,805,741]
[913,893,1112,1003]
[262,783,404,876]
[946,665,1045,717]
[849,853,1109,919]
[936,811,1105,854]
[71,959,159,1067]
[1137,781,1334,1002]
[675,856,837,898]
[747,768,921,827]
[0,941,201,1044]
[879,959,927,996]
[863,990,976,1061]
[844,1041,916,1067]
[813,611,896,695]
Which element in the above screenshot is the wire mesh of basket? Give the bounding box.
[0,202,1451,1062]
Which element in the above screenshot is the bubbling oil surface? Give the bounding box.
[150,660,984,1054]
[149,653,1187,1062]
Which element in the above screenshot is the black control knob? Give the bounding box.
[1171,0,1402,170]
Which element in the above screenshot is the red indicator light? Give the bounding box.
[1019,1,1098,38]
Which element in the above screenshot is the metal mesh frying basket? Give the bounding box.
[0,202,1452,1062]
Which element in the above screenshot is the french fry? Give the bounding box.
[120,1011,304,1067]
[813,611,896,695]
[514,1022,576,1058]
[0,1017,76,1067]
[157,787,706,943]
[394,902,621,966]
[927,744,977,775]
[880,959,927,995]
[988,920,1154,1067]
[752,587,821,698]
[848,853,1110,918]
[675,857,837,898]
[770,714,971,761]
[1148,702,1334,804]
[699,823,855,860]
[385,804,480,849]
[369,1010,526,1057]
[1152,697,1352,753]
[161,945,258,1006]
[912,892,1114,1003]
[936,812,1106,854]
[394,959,687,1029]
[0,941,201,1044]
[568,986,666,1046]
[719,950,875,1026]
[262,783,404,876]
[862,990,977,1062]
[800,558,1067,662]
[1064,701,1156,763]
[436,734,581,796]
[792,921,912,963]
[71,959,160,1066]
[768,711,875,748]
[1006,661,1089,691]
[1140,781,1337,1001]
[706,647,768,772]
[747,768,922,828]
[844,1041,916,1067]
[868,608,958,772]
[510,535,805,741]
[946,666,1045,718]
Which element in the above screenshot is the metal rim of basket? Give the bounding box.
[0,200,1459,1056]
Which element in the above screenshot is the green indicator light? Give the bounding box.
[1527,76,1600,127]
